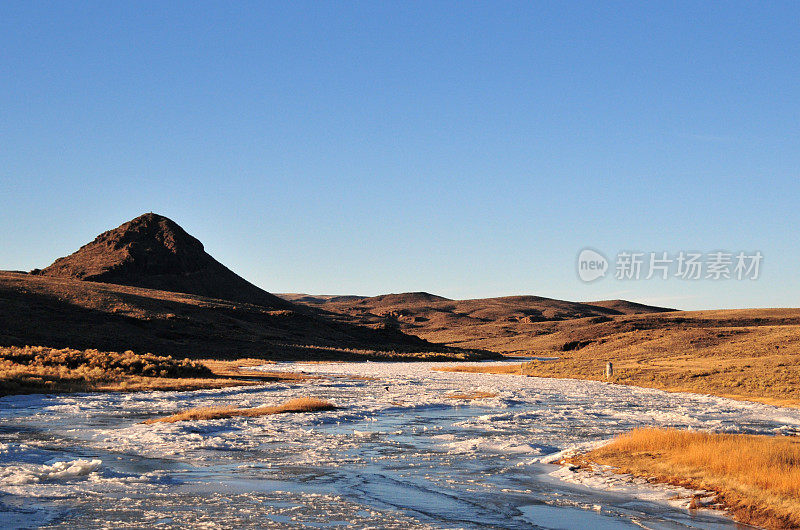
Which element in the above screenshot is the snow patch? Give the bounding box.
[549,462,708,511]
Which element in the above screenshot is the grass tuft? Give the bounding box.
[143,397,336,424]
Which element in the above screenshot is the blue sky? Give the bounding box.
[2,1,798,309]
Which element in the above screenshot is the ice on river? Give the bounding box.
[1,360,799,529]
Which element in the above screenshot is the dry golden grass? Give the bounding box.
[581,428,800,529]
[0,346,313,395]
[0,345,219,395]
[1,345,211,377]
[143,397,336,424]
[443,391,498,400]
[435,364,520,375]
[91,377,264,393]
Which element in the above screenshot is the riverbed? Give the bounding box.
[2,361,798,529]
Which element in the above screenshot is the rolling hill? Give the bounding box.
[280,291,676,352]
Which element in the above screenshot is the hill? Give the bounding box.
[35,213,289,309]
[279,293,368,304]
[282,291,675,351]
[585,299,677,315]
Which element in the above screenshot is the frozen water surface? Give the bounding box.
[2,360,798,529]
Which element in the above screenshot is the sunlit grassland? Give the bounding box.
[581,428,800,529]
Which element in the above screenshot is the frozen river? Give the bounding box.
[2,361,799,529]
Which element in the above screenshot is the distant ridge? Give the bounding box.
[279,293,369,304]
[358,292,452,305]
[585,299,675,315]
[277,292,451,306]
[36,213,289,308]
[284,291,679,351]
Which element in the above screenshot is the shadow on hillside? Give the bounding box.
[0,280,494,361]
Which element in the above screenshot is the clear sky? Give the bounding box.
[2,2,798,310]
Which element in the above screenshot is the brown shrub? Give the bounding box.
[0,345,214,395]
[0,345,210,378]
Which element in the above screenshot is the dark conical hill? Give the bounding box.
[38,213,288,308]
